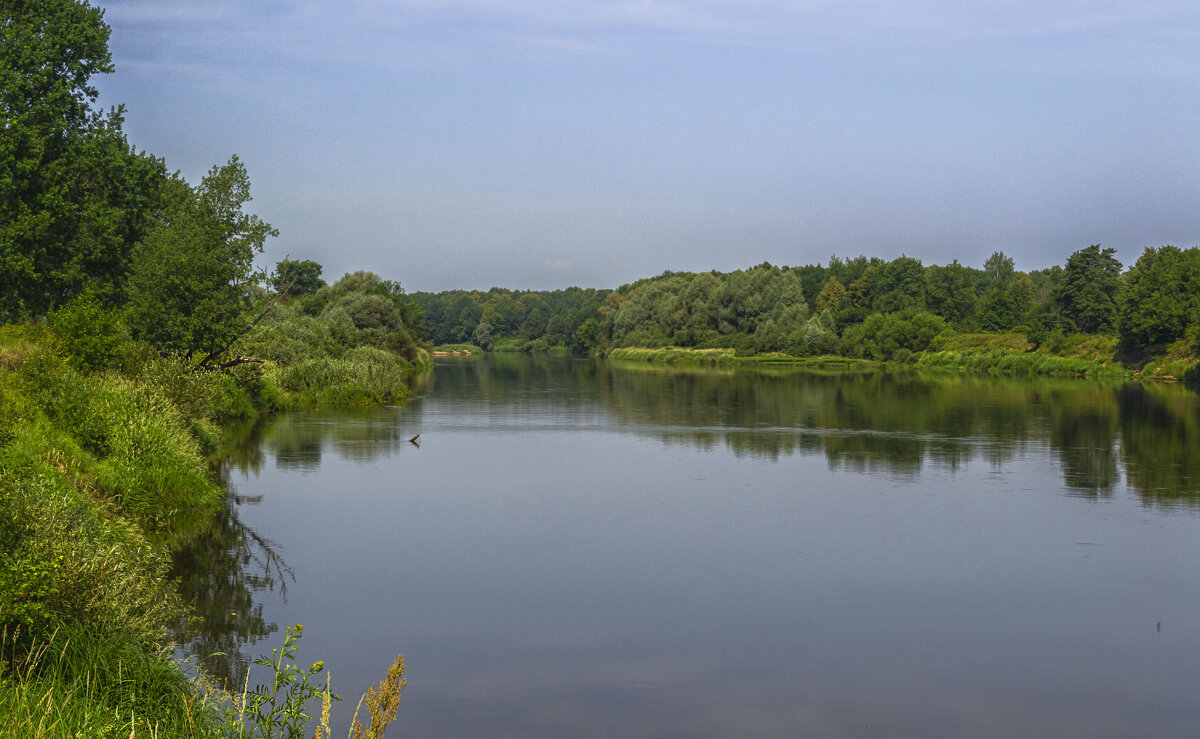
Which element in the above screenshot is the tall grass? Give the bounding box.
[0,623,217,739]
[0,623,408,739]
[606,346,737,364]
[917,349,1128,378]
[432,343,483,354]
[280,347,413,406]
[1,317,421,737]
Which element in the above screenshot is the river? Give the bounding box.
[174,355,1200,737]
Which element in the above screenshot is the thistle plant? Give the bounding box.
[223,624,338,739]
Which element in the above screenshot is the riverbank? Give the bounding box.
[0,323,422,737]
[603,330,1200,382]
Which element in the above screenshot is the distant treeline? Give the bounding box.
[412,247,1200,366]
[409,287,609,353]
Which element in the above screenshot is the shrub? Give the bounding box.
[49,291,127,373]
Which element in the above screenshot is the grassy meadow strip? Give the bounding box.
[605,346,738,365]
[432,343,484,355]
[916,350,1129,378]
[603,335,1143,379]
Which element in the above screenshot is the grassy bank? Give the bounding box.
[0,320,422,737]
[432,343,484,355]
[602,329,1200,382]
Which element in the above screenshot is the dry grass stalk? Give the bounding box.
[349,654,405,739]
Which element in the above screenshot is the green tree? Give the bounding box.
[983,251,1015,283]
[126,157,277,361]
[980,272,1035,332]
[271,258,325,297]
[1054,244,1122,334]
[1,0,167,318]
[925,260,980,330]
[815,276,846,314]
[840,309,948,362]
[872,256,927,314]
[1118,246,1200,353]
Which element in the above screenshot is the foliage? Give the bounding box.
[347,654,406,739]
[279,347,413,406]
[918,349,1127,378]
[0,623,218,739]
[126,158,277,360]
[606,346,737,365]
[599,264,810,352]
[871,255,926,314]
[983,251,1015,282]
[1118,246,1200,355]
[272,259,326,298]
[1054,244,1122,334]
[1,0,168,320]
[930,332,1032,353]
[221,624,335,739]
[980,272,1035,331]
[412,286,611,353]
[48,288,126,371]
[925,260,981,330]
[432,343,484,354]
[840,309,948,362]
[815,276,846,314]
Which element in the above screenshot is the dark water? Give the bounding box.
[175,355,1200,737]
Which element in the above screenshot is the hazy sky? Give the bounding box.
[94,0,1200,292]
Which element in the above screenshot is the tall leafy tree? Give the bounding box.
[126,157,277,360]
[925,260,980,330]
[271,258,326,297]
[872,256,927,313]
[1,0,165,318]
[980,272,1035,331]
[1118,246,1200,353]
[815,276,846,315]
[983,251,1015,283]
[1054,245,1123,334]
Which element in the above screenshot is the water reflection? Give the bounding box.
[170,492,287,687]
[418,357,1200,503]
[177,360,1200,674]
[175,356,1200,736]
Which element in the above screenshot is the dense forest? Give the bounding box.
[414,248,1200,376]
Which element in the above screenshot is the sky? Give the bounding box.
[93,0,1200,292]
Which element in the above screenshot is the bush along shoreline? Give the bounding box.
[0,275,427,737]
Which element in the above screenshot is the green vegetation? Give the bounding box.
[2,0,1197,732]
[410,286,609,354]
[607,346,737,364]
[414,247,1199,380]
[0,318,420,735]
[432,343,484,355]
[2,1,423,733]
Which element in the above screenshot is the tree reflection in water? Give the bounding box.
[171,359,1200,686]
[169,489,289,688]
[430,356,1200,505]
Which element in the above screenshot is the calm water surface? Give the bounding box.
[176,356,1200,737]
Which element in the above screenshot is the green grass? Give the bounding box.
[279,347,413,406]
[0,299,429,738]
[917,348,1128,378]
[605,346,886,370]
[930,331,1033,352]
[432,343,483,354]
[0,623,217,739]
[917,331,1131,378]
[606,346,737,364]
